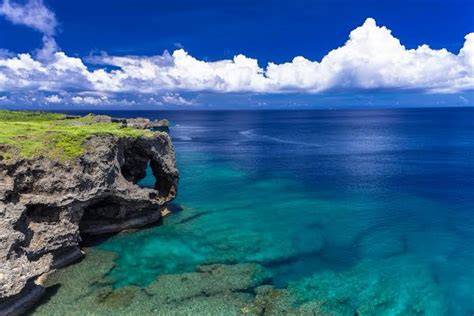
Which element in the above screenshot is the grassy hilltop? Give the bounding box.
[0,110,154,161]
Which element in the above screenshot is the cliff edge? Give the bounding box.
[0,111,179,314]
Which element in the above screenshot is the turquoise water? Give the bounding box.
[68,109,474,314]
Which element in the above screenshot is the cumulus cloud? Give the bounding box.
[71,95,107,105]
[0,17,473,103]
[36,36,59,61]
[0,49,13,58]
[265,18,473,93]
[161,92,195,105]
[44,94,62,103]
[0,0,56,35]
[66,93,137,106]
[1,0,59,61]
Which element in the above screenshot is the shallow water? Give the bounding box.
[38,108,474,315]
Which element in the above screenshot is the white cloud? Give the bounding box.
[68,94,137,106]
[0,49,13,58]
[0,0,57,36]
[36,36,59,62]
[161,92,195,105]
[0,18,472,101]
[0,0,59,61]
[71,95,107,105]
[264,18,473,93]
[44,94,62,103]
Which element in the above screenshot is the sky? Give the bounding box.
[0,0,473,109]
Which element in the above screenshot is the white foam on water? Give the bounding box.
[240,129,321,147]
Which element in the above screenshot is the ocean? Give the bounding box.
[33,108,474,315]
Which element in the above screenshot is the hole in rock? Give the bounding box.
[150,160,177,199]
[82,197,125,220]
[137,162,155,188]
[120,141,175,199]
[25,204,61,223]
[120,142,151,184]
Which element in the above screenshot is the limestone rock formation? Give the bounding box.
[0,132,179,314]
[53,114,170,131]
[124,118,170,131]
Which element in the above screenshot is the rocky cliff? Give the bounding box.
[0,121,179,314]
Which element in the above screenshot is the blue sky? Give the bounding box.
[0,0,473,109]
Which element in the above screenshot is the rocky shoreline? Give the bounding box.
[0,114,179,315]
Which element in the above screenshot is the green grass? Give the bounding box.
[0,110,155,161]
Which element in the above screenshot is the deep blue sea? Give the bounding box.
[63,108,474,315]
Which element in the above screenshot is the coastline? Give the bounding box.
[0,111,179,314]
[1,108,473,315]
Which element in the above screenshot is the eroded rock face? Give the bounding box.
[0,133,178,313]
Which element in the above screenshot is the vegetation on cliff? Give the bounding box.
[0,110,154,161]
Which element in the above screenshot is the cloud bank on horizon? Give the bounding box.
[0,0,473,106]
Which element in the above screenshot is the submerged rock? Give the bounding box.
[30,250,272,315]
[30,249,333,316]
[38,246,441,316]
[0,126,179,314]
